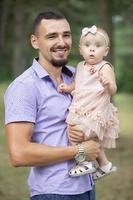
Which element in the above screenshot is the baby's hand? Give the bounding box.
[57,83,68,93]
[99,73,109,88]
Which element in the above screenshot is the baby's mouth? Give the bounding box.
[89,55,95,58]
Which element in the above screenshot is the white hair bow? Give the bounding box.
[82,25,97,36]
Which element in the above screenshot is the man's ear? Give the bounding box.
[104,46,109,57]
[30,34,39,49]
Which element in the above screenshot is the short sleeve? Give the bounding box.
[4,81,37,124]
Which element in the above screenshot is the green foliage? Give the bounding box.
[0,0,133,92]
[113,0,133,24]
[114,25,133,93]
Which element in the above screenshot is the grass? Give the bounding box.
[0,83,133,200]
[96,94,133,200]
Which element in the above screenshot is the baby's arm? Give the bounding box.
[99,64,117,95]
[58,81,75,93]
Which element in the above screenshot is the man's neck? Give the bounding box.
[38,57,63,85]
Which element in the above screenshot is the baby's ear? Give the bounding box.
[79,45,82,56]
[104,46,110,57]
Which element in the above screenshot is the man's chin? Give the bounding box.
[51,59,68,68]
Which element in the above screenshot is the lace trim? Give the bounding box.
[68,106,118,129]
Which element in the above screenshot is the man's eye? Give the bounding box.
[64,34,71,38]
[48,36,55,39]
[47,34,57,39]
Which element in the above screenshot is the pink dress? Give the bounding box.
[66,60,119,148]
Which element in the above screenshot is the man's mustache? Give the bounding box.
[51,45,70,51]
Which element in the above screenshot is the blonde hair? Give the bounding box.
[97,27,110,46]
[80,25,110,47]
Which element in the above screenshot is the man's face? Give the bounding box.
[31,19,72,68]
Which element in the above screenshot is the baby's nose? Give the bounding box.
[90,46,95,51]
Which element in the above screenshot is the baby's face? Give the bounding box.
[79,32,109,65]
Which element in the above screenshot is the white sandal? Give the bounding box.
[69,161,96,177]
[93,165,117,181]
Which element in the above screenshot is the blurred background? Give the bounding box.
[0,0,133,199]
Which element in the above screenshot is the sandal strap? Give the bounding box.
[69,163,96,176]
[93,165,117,180]
[95,168,106,177]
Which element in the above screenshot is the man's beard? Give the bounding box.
[51,58,68,68]
[50,45,70,68]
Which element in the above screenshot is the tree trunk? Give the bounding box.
[98,0,114,63]
[0,0,10,72]
[12,2,27,78]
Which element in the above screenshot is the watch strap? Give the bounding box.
[75,143,85,162]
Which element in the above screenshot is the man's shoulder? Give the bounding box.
[16,67,35,83]
[5,67,36,95]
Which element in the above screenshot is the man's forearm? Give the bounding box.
[9,142,77,167]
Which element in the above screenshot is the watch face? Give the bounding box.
[76,154,85,162]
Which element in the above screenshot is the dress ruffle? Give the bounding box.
[66,102,119,149]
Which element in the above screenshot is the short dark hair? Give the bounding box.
[32,10,66,34]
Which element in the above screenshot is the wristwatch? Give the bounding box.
[75,143,86,163]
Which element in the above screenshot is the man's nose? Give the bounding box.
[58,36,65,46]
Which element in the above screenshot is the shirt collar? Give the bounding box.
[32,58,73,79]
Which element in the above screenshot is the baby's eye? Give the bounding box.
[85,43,90,47]
[96,43,101,47]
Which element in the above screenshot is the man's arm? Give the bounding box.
[6,122,100,167]
[6,122,77,167]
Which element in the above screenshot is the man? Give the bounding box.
[4,10,100,200]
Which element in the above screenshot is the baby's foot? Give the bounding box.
[69,161,96,177]
[93,162,117,181]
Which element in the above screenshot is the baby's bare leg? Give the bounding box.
[86,132,109,166]
[96,147,109,166]
[67,124,85,145]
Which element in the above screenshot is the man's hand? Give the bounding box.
[82,140,100,161]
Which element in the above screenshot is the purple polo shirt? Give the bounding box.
[4,58,93,197]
